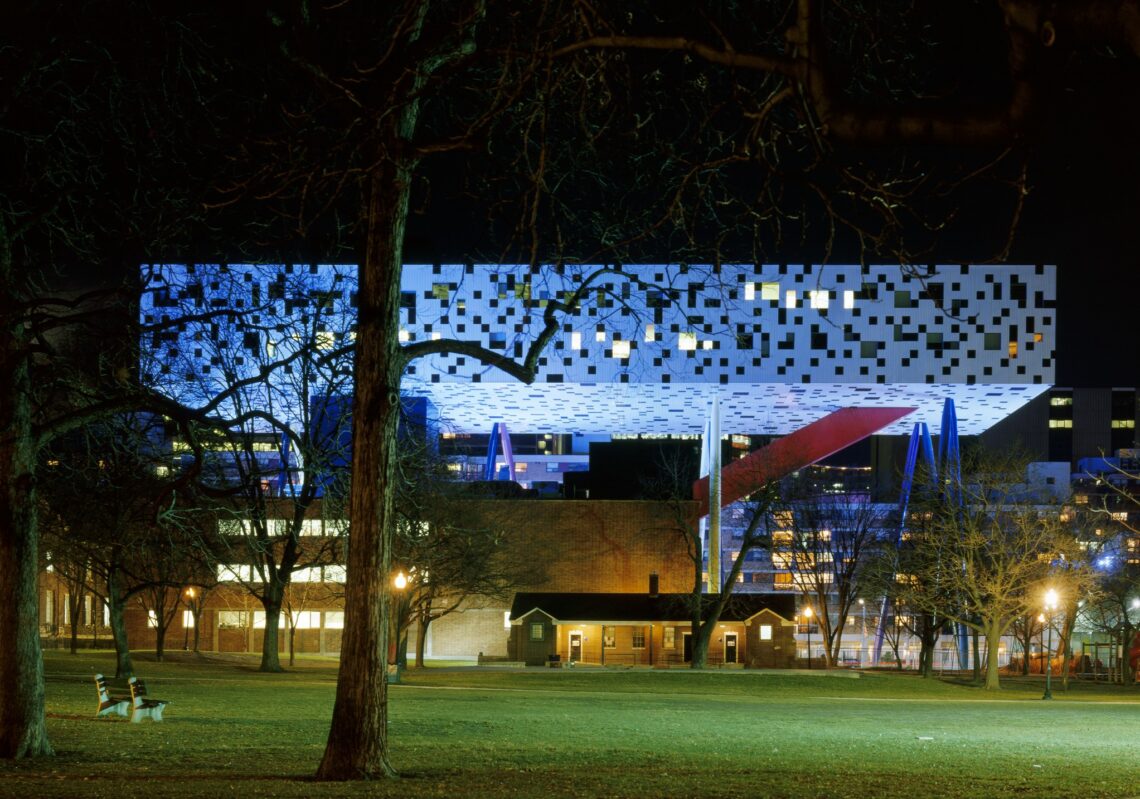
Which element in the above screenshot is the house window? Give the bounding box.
[504,612,512,630]
[631,627,646,649]
[182,610,195,628]
[664,627,675,648]
[147,610,158,628]
[324,611,344,630]
[63,594,71,625]
[530,622,545,642]
[603,626,616,648]
[759,625,773,641]
[773,573,794,590]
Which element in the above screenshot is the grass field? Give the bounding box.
[3,650,1138,798]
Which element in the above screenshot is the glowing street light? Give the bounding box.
[803,606,814,670]
[394,571,408,591]
[1043,588,1059,700]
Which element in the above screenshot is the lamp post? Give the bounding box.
[390,570,408,683]
[1043,588,1058,700]
[858,598,866,666]
[182,587,195,651]
[804,606,814,670]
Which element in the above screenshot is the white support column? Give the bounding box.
[703,395,722,594]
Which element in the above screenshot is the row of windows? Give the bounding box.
[216,564,346,583]
[216,610,343,629]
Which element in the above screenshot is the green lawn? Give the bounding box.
[3,651,1138,798]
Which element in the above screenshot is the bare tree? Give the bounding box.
[769,488,888,667]
[893,451,1092,690]
[143,264,355,672]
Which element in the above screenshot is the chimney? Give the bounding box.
[648,572,659,597]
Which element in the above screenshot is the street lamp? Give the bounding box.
[858,598,866,666]
[803,606,814,670]
[1043,588,1058,700]
[183,587,195,651]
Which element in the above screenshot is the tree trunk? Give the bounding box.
[260,596,284,673]
[0,315,54,758]
[689,614,716,669]
[192,608,202,653]
[972,628,982,684]
[316,157,410,780]
[69,596,81,655]
[107,588,134,679]
[415,615,431,669]
[289,623,296,667]
[154,618,167,662]
[983,626,1002,690]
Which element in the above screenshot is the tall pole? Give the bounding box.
[804,606,813,670]
[1043,588,1058,700]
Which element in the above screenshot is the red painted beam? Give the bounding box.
[692,407,915,517]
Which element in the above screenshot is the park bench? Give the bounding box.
[128,676,168,723]
[93,673,130,718]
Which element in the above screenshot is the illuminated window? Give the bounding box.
[315,331,335,350]
[744,282,756,301]
[595,330,606,343]
[570,332,581,350]
[144,609,157,628]
[1050,396,1073,406]
[632,627,646,648]
[678,332,697,351]
[504,611,512,630]
[398,328,410,343]
[759,624,773,641]
[702,339,714,350]
[785,290,797,309]
[1111,511,1129,522]
[431,283,449,300]
[644,324,655,342]
[843,290,855,309]
[217,611,249,629]
[603,626,616,648]
[288,611,321,630]
[324,611,344,630]
[253,611,286,630]
[1112,419,1135,428]
[664,627,675,648]
[1008,341,1018,358]
[182,610,195,628]
[529,622,545,642]
[612,340,630,359]
[809,290,829,309]
[1048,420,1073,429]
[761,282,779,301]
[773,572,794,590]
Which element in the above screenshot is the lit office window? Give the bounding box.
[843,290,855,309]
[809,290,829,309]
[761,283,779,301]
[744,282,756,300]
[612,340,630,359]
[679,332,697,351]
[785,290,797,308]
[570,332,582,350]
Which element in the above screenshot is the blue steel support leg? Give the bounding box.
[483,423,500,481]
[939,399,970,671]
[872,422,925,665]
[498,423,516,482]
